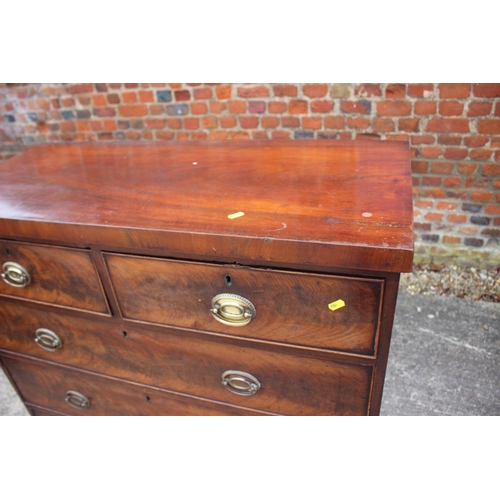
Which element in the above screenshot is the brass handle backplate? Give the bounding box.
[65,390,90,410]
[35,328,62,352]
[221,370,261,396]
[1,262,31,288]
[210,293,256,327]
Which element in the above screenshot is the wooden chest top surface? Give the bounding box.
[0,140,413,272]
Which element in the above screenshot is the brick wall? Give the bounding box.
[1,83,499,268]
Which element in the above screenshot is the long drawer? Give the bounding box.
[0,302,373,415]
[104,253,383,356]
[0,240,109,314]
[1,355,271,416]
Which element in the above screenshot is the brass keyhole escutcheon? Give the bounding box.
[1,262,31,288]
[210,293,256,327]
[35,328,62,352]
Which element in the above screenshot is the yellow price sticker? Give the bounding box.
[328,299,345,311]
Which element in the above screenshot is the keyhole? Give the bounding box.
[146,396,151,402]
[5,249,10,256]
[122,331,128,338]
[224,274,232,286]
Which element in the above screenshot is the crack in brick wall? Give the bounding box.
[1,83,499,267]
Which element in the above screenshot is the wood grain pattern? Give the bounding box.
[0,303,372,415]
[1,355,274,416]
[104,253,383,355]
[0,240,109,314]
[0,141,413,273]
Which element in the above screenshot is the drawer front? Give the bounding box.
[27,405,66,416]
[1,356,269,416]
[0,302,372,415]
[0,240,108,314]
[104,253,383,356]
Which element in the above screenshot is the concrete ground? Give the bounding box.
[1,292,499,416]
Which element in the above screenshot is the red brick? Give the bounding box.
[386,134,410,141]
[229,101,246,114]
[273,85,297,97]
[467,102,492,116]
[473,84,500,98]
[220,116,236,128]
[420,147,442,158]
[496,151,500,162]
[122,92,137,104]
[166,118,182,129]
[411,160,428,173]
[192,132,208,140]
[194,88,212,100]
[355,84,381,97]
[324,116,345,129]
[169,83,182,89]
[458,226,478,235]
[94,107,116,117]
[482,164,500,176]
[78,95,91,105]
[431,161,454,174]
[469,149,492,161]
[465,177,489,188]
[282,116,300,128]
[372,118,395,133]
[69,84,93,94]
[439,84,470,99]
[98,132,114,141]
[444,148,468,160]
[425,188,445,198]
[302,117,322,129]
[415,199,434,208]
[190,102,207,114]
[36,99,51,110]
[268,101,287,113]
[272,130,290,139]
[485,205,500,215]
[176,132,189,140]
[249,101,266,113]
[442,236,461,244]
[377,101,411,116]
[109,83,122,90]
[90,121,102,132]
[477,120,500,134]
[426,118,469,133]
[125,131,140,140]
[437,135,462,146]
[201,116,218,129]
[437,201,458,210]
[124,83,138,89]
[311,100,333,113]
[149,104,164,115]
[240,116,259,129]
[107,94,120,104]
[439,101,463,116]
[458,162,478,175]
[262,116,279,128]
[151,84,166,88]
[471,191,493,202]
[356,134,381,141]
[289,100,308,114]
[103,120,117,131]
[425,212,443,221]
[495,103,500,116]
[139,91,154,103]
[385,84,406,99]
[303,84,328,98]
[407,84,434,98]
[216,85,231,100]
[92,95,107,107]
[184,117,199,130]
[145,119,165,129]
[60,121,75,133]
[237,86,269,98]
[415,101,437,115]
[76,121,89,133]
[448,214,467,223]
[423,176,442,186]
[186,83,201,87]
[175,90,191,101]
[119,105,148,117]
[209,131,228,139]
[341,101,370,114]
[209,102,226,114]
[347,117,369,129]
[411,135,434,145]
[247,131,265,139]
[399,118,420,132]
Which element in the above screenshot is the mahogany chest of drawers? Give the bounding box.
[0,140,413,416]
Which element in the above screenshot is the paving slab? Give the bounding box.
[1,293,499,416]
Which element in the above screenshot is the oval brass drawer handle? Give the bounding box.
[210,293,256,327]
[65,390,90,410]
[221,370,261,396]
[35,328,62,352]
[1,262,31,288]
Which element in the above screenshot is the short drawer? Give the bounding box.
[1,356,270,416]
[104,253,383,356]
[0,240,109,314]
[0,302,372,416]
